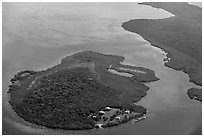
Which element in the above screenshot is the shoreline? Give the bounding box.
[122,2,202,102]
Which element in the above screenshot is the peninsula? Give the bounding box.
[8,51,158,130]
[122,2,202,101]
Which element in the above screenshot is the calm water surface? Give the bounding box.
[2,3,201,135]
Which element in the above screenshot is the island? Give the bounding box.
[122,2,202,101]
[8,51,158,130]
[187,88,202,102]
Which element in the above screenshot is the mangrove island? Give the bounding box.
[8,51,158,130]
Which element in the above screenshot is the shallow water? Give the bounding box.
[2,3,201,135]
[108,67,133,77]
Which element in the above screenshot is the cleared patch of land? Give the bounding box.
[8,51,158,130]
[122,2,202,101]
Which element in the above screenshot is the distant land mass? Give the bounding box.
[8,51,158,130]
[122,2,202,101]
